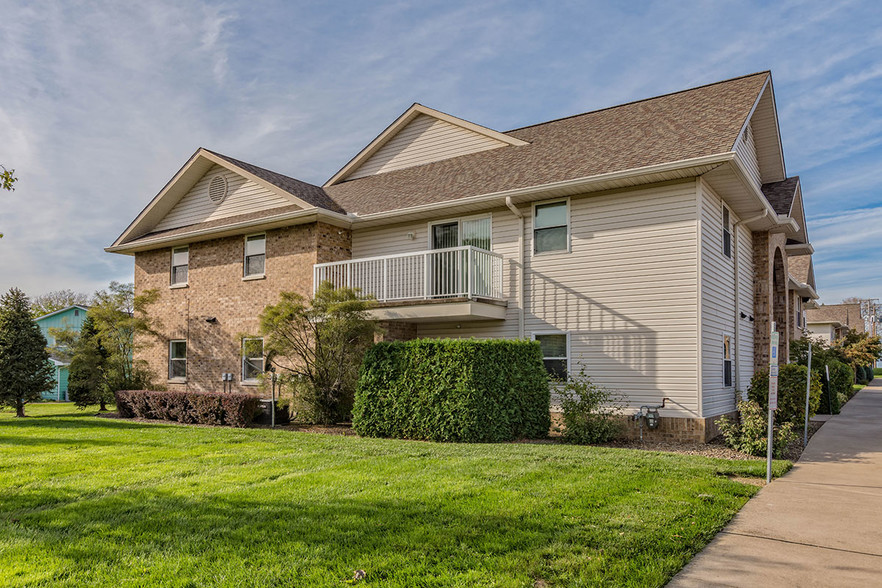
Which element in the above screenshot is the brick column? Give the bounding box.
[752,231,771,371]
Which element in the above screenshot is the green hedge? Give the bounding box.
[748,363,821,424]
[353,339,550,442]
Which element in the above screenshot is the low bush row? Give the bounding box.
[115,390,262,428]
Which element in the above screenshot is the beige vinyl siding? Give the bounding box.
[699,181,754,417]
[750,86,786,184]
[347,114,508,180]
[351,181,702,417]
[153,165,296,232]
[735,122,761,190]
[526,182,699,417]
[736,223,755,392]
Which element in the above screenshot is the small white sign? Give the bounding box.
[769,378,778,410]
[770,364,779,378]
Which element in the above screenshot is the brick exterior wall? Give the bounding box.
[376,321,417,342]
[134,222,351,394]
[550,411,736,443]
[752,231,791,372]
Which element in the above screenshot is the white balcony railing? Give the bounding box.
[314,246,505,302]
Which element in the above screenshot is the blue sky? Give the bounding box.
[1,0,880,303]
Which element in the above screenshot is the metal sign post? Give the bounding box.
[804,342,812,446]
[767,323,779,484]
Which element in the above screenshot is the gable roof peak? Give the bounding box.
[324,102,529,187]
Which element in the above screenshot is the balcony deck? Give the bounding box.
[314,246,507,322]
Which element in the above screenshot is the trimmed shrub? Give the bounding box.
[718,400,797,458]
[856,365,870,386]
[829,361,854,403]
[192,393,224,426]
[114,390,260,428]
[559,363,623,444]
[748,364,821,424]
[353,339,550,442]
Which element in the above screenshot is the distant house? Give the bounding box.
[35,305,89,400]
[805,303,865,344]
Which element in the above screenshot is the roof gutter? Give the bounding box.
[351,152,736,224]
[505,197,526,339]
[106,208,354,254]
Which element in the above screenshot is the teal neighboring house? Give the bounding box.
[35,305,89,401]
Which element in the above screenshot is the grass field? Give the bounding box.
[0,403,790,587]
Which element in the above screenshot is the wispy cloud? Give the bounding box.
[0,0,880,303]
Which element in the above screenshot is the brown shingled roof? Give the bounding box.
[761,176,799,215]
[207,150,345,214]
[325,72,770,215]
[788,254,813,286]
[806,304,865,333]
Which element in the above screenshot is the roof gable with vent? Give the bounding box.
[111,149,336,248]
[325,104,528,186]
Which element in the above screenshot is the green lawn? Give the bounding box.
[0,404,790,588]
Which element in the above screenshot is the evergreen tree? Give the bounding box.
[67,315,112,410]
[0,288,55,417]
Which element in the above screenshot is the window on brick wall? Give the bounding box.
[244,234,266,277]
[169,340,187,380]
[171,246,189,285]
[242,338,264,382]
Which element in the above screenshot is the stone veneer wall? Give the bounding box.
[134,222,351,394]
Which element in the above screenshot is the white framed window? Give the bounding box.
[242,338,264,383]
[244,234,266,277]
[533,199,569,254]
[171,246,189,285]
[723,335,733,387]
[533,331,570,380]
[169,340,187,380]
[427,215,492,251]
[722,206,732,259]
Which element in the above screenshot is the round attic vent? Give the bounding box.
[208,174,228,204]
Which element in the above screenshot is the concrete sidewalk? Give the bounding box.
[669,380,882,587]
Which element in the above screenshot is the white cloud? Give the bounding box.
[0,0,880,304]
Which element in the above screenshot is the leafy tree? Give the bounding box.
[31,290,92,317]
[86,282,160,400]
[259,282,380,424]
[66,315,112,410]
[833,331,882,372]
[0,288,55,417]
[0,164,15,238]
[0,165,15,192]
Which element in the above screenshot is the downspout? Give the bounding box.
[505,197,525,339]
[733,208,769,398]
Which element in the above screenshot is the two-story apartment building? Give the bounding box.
[35,305,89,400]
[108,71,816,441]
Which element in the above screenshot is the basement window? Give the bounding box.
[723,335,733,387]
[244,234,266,277]
[242,338,264,383]
[169,340,187,380]
[534,332,569,380]
[722,206,732,259]
[171,246,189,285]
